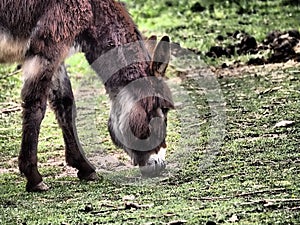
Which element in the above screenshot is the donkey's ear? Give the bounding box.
[151,36,170,78]
[144,35,157,58]
[129,104,150,139]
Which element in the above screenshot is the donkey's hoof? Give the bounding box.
[26,181,49,192]
[78,171,99,181]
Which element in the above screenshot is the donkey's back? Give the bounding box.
[0,1,46,36]
[0,0,93,63]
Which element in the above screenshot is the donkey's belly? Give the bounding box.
[0,31,29,63]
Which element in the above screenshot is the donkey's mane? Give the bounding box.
[87,1,151,98]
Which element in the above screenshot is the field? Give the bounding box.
[0,0,300,224]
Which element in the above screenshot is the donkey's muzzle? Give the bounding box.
[139,153,166,177]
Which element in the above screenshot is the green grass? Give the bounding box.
[126,0,300,65]
[1,0,300,224]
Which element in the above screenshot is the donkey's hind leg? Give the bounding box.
[48,64,97,181]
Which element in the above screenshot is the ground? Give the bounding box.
[0,0,300,224]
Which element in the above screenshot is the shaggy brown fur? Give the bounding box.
[0,0,173,191]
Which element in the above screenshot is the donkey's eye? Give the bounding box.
[161,108,169,114]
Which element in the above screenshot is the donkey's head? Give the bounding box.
[108,36,174,177]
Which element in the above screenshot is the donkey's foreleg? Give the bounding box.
[18,56,52,192]
[48,64,97,181]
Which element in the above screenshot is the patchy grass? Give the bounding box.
[127,0,300,65]
[1,0,300,224]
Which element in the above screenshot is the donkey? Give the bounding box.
[0,0,173,191]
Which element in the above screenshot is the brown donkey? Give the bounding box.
[0,0,173,191]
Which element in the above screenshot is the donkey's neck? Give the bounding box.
[84,0,150,97]
[87,1,138,49]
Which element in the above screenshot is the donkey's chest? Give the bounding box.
[0,32,29,63]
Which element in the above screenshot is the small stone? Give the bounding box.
[84,203,93,212]
[221,63,228,68]
[216,35,224,41]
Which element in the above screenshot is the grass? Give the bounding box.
[1,0,300,224]
[126,0,300,64]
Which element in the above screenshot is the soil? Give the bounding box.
[205,29,300,65]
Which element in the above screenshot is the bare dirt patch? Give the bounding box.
[206,29,300,65]
[213,60,300,78]
[0,157,19,175]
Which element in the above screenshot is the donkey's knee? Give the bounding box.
[21,56,52,106]
[48,65,75,124]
